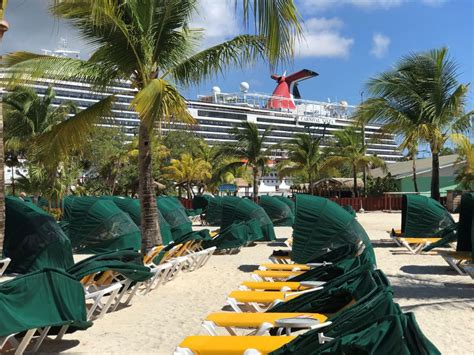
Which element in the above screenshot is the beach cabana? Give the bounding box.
[291,194,375,264]
[203,219,263,251]
[274,196,295,214]
[100,196,173,245]
[221,196,276,241]
[62,196,141,254]
[156,196,193,240]
[3,196,74,274]
[401,194,455,237]
[205,196,224,226]
[0,269,91,353]
[260,195,294,226]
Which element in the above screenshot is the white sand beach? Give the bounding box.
[40,212,473,355]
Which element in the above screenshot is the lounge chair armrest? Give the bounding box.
[285,286,323,298]
[307,262,332,267]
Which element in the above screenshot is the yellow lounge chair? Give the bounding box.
[227,287,322,312]
[397,237,442,254]
[258,263,311,271]
[202,312,327,335]
[252,269,305,282]
[175,335,297,355]
[438,250,473,275]
[240,281,325,292]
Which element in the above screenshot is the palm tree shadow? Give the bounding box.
[238,264,259,272]
[400,265,458,276]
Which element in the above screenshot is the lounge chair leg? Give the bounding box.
[255,322,274,336]
[401,239,416,254]
[227,298,243,313]
[174,347,194,355]
[201,321,218,336]
[56,325,69,340]
[225,327,237,336]
[31,326,51,353]
[14,328,36,355]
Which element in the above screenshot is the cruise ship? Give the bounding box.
[2,46,403,188]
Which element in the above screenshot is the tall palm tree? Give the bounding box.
[360,47,473,200]
[221,121,273,200]
[0,0,10,254]
[3,0,302,253]
[326,127,386,197]
[163,153,211,199]
[277,131,330,194]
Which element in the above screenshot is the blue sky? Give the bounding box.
[2,0,473,112]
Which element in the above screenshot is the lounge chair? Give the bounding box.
[0,257,10,276]
[0,269,91,354]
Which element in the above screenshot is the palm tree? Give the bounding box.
[277,131,331,194]
[451,133,474,190]
[326,127,386,197]
[360,47,473,200]
[3,0,301,253]
[221,121,273,200]
[163,153,211,199]
[0,0,10,254]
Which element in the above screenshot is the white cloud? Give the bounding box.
[370,33,391,58]
[300,0,448,12]
[191,0,239,47]
[296,17,354,58]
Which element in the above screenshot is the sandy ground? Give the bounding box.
[37,212,473,354]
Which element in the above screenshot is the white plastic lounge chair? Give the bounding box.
[0,257,11,276]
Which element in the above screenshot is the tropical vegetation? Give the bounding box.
[2,0,302,252]
[358,47,473,200]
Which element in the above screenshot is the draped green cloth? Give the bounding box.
[221,197,276,241]
[62,196,141,254]
[0,269,91,337]
[100,196,173,245]
[260,195,294,226]
[205,196,224,226]
[203,220,263,250]
[3,196,74,274]
[292,195,375,264]
[156,196,193,241]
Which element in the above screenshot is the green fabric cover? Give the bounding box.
[259,196,294,226]
[203,220,263,250]
[206,196,224,226]
[100,196,173,245]
[289,251,373,283]
[342,204,356,216]
[221,197,276,241]
[192,195,212,211]
[422,222,459,252]
[67,249,153,282]
[3,196,74,274]
[0,268,91,337]
[268,264,374,314]
[62,196,141,254]
[274,196,295,214]
[156,196,192,240]
[292,195,375,264]
[457,192,474,254]
[401,195,454,237]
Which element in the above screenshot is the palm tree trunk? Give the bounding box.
[412,155,419,193]
[138,123,161,253]
[353,166,358,198]
[253,167,259,202]
[431,152,440,201]
[0,98,4,254]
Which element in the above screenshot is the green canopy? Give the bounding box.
[3,196,74,274]
[457,192,473,254]
[401,195,454,237]
[206,196,224,226]
[203,220,263,250]
[62,196,141,254]
[221,197,276,241]
[192,195,212,211]
[0,268,91,338]
[100,196,173,245]
[67,249,154,282]
[156,196,193,240]
[292,195,375,264]
[259,196,294,226]
[274,196,295,214]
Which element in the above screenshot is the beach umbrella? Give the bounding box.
[274,195,295,214]
[3,196,74,274]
